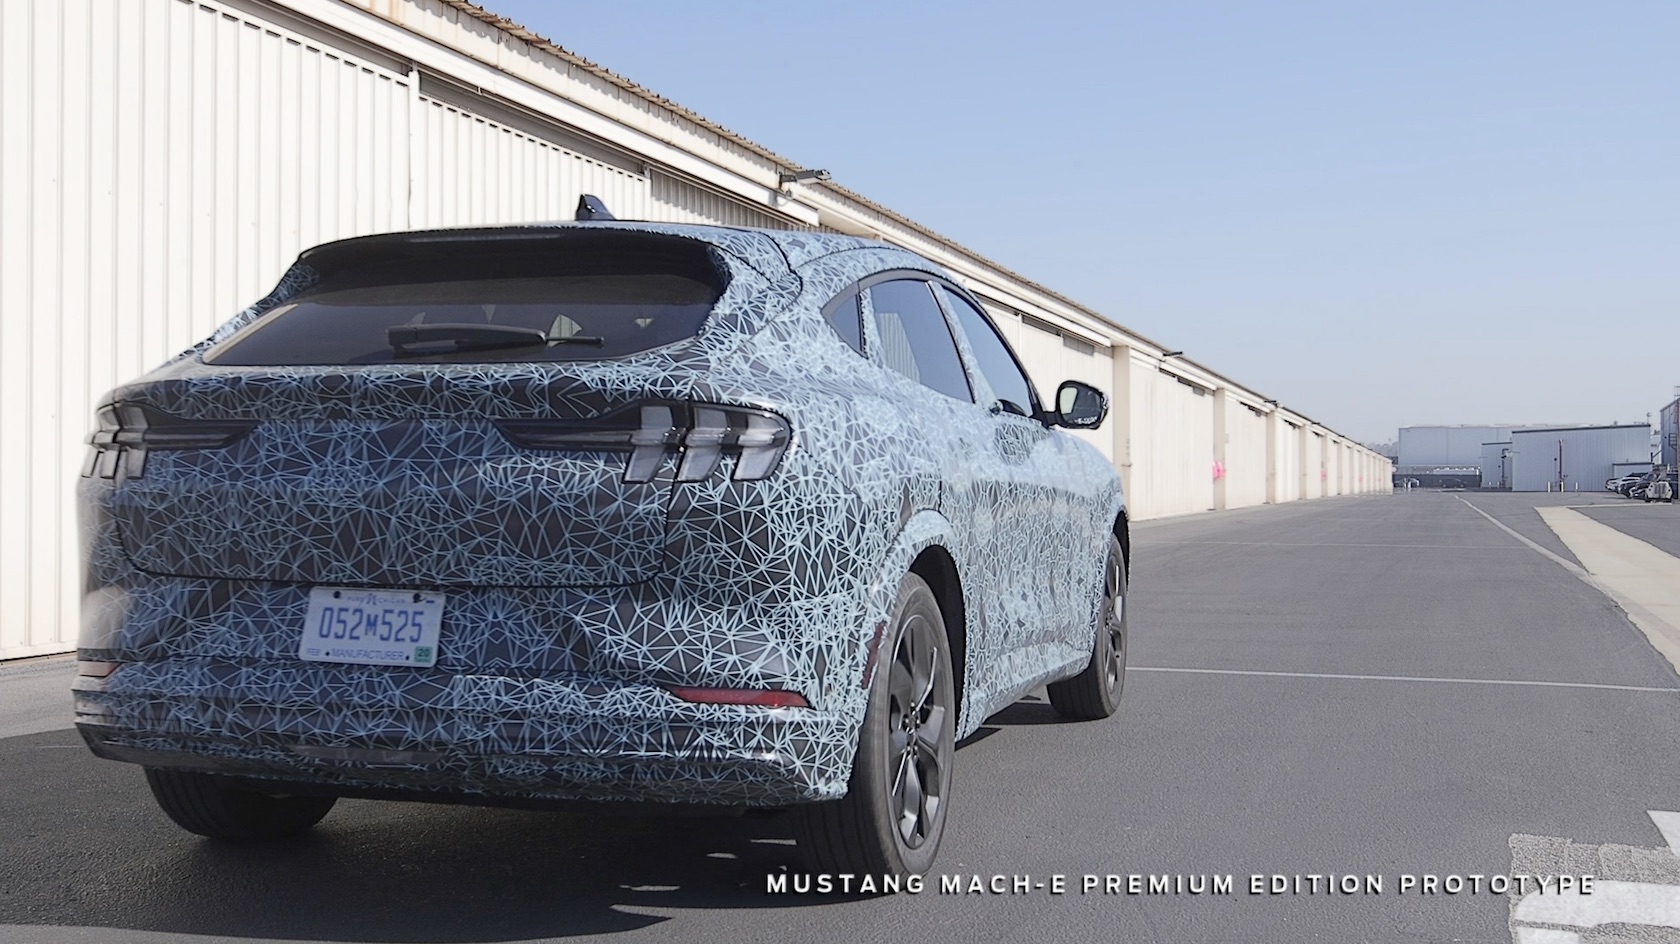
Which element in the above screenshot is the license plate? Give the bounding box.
[300,587,445,668]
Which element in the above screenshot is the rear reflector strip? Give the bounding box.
[76,661,122,678]
[667,687,810,708]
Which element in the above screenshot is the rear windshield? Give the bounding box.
[206,233,726,366]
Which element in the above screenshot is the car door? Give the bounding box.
[932,283,1099,671]
[856,277,1018,689]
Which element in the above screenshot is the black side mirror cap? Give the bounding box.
[1052,380,1108,430]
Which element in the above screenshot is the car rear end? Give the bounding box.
[74,225,869,808]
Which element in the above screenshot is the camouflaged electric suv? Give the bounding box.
[74,209,1130,877]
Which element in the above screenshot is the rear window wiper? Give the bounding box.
[386,323,605,354]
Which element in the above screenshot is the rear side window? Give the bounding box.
[823,290,864,355]
[936,285,1037,417]
[207,234,725,366]
[865,279,972,403]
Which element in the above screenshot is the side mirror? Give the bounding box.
[1053,380,1108,430]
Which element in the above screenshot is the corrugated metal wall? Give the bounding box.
[1304,432,1327,499]
[649,170,801,230]
[1274,421,1302,503]
[1129,367,1215,518]
[0,0,1394,660]
[1223,399,1269,509]
[411,94,648,227]
[0,0,670,660]
[2,0,414,657]
[1509,426,1650,492]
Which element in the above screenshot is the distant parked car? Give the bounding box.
[73,214,1130,877]
[1628,470,1668,501]
[1618,473,1652,497]
[1607,474,1643,492]
[1643,470,1677,503]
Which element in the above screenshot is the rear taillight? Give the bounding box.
[83,403,256,479]
[497,402,791,484]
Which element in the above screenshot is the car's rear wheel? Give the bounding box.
[797,572,955,880]
[1048,535,1128,721]
[145,768,336,841]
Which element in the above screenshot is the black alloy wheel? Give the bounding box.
[797,572,955,879]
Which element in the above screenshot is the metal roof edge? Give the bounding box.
[1511,424,1652,435]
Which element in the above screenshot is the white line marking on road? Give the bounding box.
[1456,498,1588,577]
[1128,665,1680,693]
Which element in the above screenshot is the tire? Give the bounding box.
[797,572,956,879]
[1048,535,1128,721]
[145,768,336,841]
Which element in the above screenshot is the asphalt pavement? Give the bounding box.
[4,489,1680,944]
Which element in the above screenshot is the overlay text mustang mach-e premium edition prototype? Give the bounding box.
[75,212,1129,877]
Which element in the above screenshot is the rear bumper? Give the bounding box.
[74,663,852,805]
[72,565,878,806]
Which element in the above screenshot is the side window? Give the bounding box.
[866,279,973,403]
[936,285,1037,417]
[822,289,863,355]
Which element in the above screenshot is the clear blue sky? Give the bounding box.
[479,0,1677,444]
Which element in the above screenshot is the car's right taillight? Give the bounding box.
[496,402,792,484]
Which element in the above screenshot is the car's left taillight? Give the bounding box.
[83,403,257,479]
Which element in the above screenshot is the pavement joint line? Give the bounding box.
[1128,665,1680,693]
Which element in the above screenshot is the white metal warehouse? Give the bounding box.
[0,0,1392,661]
[1508,425,1652,492]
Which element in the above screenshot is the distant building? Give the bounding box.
[1480,442,1512,489]
[1396,425,1559,476]
[1508,425,1652,491]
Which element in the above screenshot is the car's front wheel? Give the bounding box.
[1048,535,1128,720]
[145,768,337,841]
[797,572,955,879]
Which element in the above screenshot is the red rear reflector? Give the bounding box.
[77,661,122,678]
[667,687,809,708]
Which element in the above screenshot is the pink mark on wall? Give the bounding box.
[1212,460,1226,480]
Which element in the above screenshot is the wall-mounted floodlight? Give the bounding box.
[779,169,832,186]
[1159,350,1184,358]
[1264,399,1279,406]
